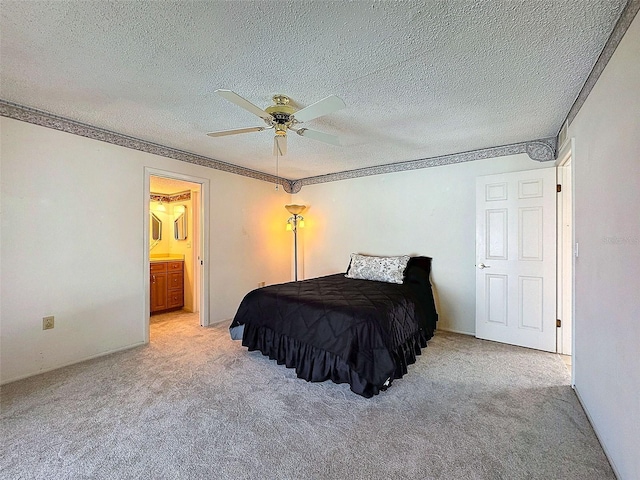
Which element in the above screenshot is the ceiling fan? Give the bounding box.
[207,89,346,156]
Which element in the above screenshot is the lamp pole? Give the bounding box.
[285,204,306,282]
[292,213,300,281]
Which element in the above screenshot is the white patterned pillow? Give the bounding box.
[345,254,410,284]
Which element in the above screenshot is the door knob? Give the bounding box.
[478,263,491,269]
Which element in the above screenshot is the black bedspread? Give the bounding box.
[230,267,437,397]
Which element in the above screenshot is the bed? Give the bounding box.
[229,255,438,397]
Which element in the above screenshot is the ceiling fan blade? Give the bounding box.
[296,128,341,146]
[207,126,266,137]
[273,135,287,156]
[292,95,346,123]
[215,89,273,122]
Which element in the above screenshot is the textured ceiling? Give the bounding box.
[0,1,628,180]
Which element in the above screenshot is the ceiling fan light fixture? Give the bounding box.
[265,95,295,117]
[209,89,345,154]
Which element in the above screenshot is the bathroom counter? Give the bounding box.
[150,254,184,262]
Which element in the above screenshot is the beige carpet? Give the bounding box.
[1,311,614,479]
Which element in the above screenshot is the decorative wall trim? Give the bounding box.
[564,0,640,126]
[150,194,171,203]
[290,138,557,193]
[0,98,555,193]
[169,191,192,202]
[526,139,557,162]
[0,100,291,192]
[0,99,555,194]
[150,190,191,203]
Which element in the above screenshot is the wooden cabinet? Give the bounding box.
[167,262,184,309]
[151,261,184,313]
[150,263,168,312]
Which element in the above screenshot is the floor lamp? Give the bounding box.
[285,204,306,281]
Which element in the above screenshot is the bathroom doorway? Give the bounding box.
[144,168,210,342]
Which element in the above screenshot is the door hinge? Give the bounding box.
[556,319,562,327]
[557,184,562,193]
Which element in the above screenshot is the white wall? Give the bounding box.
[0,118,291,384]
[568,13,640,480]
[294,155,550,334]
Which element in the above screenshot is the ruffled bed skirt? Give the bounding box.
[242,324,430,398]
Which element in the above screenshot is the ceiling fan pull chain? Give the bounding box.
[275,142,280,191]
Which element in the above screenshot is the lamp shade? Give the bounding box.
[285,204,306,215]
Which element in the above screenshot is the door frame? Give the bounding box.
[556,139,575,371]
[143,167,210,342]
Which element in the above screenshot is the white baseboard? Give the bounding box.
[437,327,475,336]
[208,317,232,326]
[573,385,622,480]
[1,341,146,385]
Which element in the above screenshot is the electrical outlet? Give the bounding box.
[43,316,55,330]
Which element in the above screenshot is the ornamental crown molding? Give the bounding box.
[289,138,556,193]
[563,0,640,127]
[0,100,291,192]
[150,191,191,203]
[1,99,554,194]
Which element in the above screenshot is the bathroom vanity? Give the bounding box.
[150,259,184,313]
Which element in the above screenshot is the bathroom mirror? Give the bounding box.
[150,212,162,241]
[174,206,187,240]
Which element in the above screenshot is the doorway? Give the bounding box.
[556,140,574,379]
[144,168,210,343]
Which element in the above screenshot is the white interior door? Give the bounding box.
[475,168,557,352]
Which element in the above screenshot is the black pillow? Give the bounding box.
[403,256,438,332]
[403,256,432,281]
